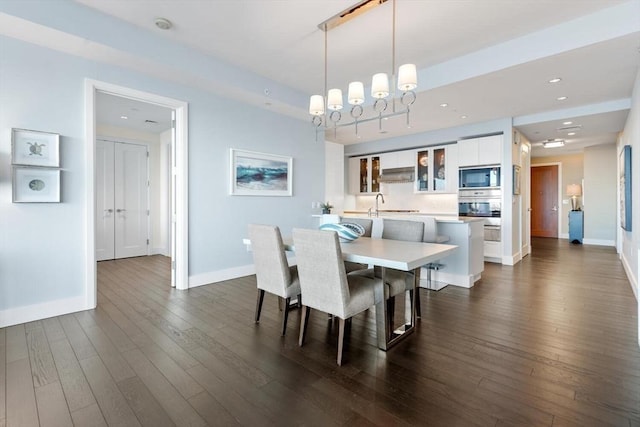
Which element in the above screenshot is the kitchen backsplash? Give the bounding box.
[351,181,458,214]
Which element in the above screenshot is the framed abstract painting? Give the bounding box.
[229,149,293,196]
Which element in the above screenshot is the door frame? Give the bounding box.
[530,162,562,238]
[84,79,189,310]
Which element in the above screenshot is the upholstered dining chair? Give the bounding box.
[339,217,373,273]
[293,228,384,366]
[248,224,301,336]
[380,219,425,318]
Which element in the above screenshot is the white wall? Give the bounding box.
[618,68,640,313]
[0,35,323,326]
[583,144,617,245]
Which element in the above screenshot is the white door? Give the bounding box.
[96,140,149,261]
[170,110,176,287]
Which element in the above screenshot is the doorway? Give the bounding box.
[531,164,560,238]
[96,140,149,261]
[85,80,189,311]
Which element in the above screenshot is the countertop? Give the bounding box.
[338,212,485,224]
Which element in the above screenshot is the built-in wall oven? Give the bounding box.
[458,189,501,242]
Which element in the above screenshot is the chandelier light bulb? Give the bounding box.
[347,82,365,105]
[398,64,417,91]
[371,73,389,99]
[327,88,344,111]
[309,95,325,116]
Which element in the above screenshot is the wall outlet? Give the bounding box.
[562,199,569,205]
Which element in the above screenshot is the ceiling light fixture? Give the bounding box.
[309,0,417,140]
[563,121,573,125]
[548,77,562,83]
[557,96,568,101]
[543,139,565,148]
[154,18,172,30]
[567,132,576,136]
[120,115,128,120]
[439,103,448,108]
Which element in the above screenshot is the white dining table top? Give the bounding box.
[242,236,458,272]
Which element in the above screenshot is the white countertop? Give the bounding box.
[338,212,484,224]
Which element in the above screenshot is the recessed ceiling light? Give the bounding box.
[120,115,128,120]
[154,18,172,30]
[557,96,568,101]
[543,139,565,148]
[460,115,467,119]
[567,132,576,136]
[439,103,448,107]
[548,77,562,83]
[563,121,573,125]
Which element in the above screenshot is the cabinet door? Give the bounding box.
[457,139,479,167]
[432,147,446,191]
[395,150,414,168]
[371,156,380,193]
[477,135,503,166]
[348,157,361,194]
[416,149,429,192]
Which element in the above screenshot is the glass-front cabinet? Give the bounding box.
[415,144,457,193]
[349,155,380,194]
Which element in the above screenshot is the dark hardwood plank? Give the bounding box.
[5,324,28,363]
[79,355,141,427]
[70,403,108,427]
[48,338,97,412]
[187,391,241,427]
[34,381,74,427]
[6,358,39,427]
[25,323,59,387]
[58,314,98,361]
[117,376,176,427]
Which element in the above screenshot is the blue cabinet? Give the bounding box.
[569,211,583,244]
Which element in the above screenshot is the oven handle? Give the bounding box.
[484,225,501,230]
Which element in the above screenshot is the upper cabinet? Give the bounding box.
[348,155,380,194]
[415,144,458,193]
[380,149,414,170]
[457,134,503,167]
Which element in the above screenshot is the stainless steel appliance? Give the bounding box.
[459,188,501,242]
[459,166,500,188]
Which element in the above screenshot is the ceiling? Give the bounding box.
[74,0,640,156]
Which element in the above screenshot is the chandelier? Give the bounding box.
[309,0,418,139]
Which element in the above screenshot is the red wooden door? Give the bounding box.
[531,165,559,238]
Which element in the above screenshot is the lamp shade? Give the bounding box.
[327,89,343,111]
[567,184,582,197]
[309,95,325,116]
[371,73,389,99]
[347,81,365,105]
[398,64,417,91]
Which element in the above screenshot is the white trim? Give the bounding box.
[0,296,88,328]
[189,265,256,288]
[85,79,189,303]
[582,238,616,246]
[620,250,638,300]
[502,252,520,266]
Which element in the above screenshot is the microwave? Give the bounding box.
[459,166,500,188]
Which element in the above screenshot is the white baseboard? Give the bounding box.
[0,295,90,328]
[189,264,256,288]
[502,252,521,266]
[151,247,170,256]
[620,251,638,300]
[582,238,615,246]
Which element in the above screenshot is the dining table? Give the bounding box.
[244,235,458,351]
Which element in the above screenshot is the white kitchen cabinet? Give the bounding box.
[484,240,502,262]
[415,144,457,193]
[457,134,503,167]
[348,155,381,194]
[380,149,414,169]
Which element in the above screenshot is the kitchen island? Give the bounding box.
[339,213,484,289]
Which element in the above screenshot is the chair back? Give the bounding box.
[340,217,373,237]
[423,216,450,243]
[382,219,424,242]
[293,228,350,317]
[248,224,292,296]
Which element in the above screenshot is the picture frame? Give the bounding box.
[11,128,60,167]
[513,165,521,195]
[619,145,632,231]
[229,148,293,196]
[12,167,61,203]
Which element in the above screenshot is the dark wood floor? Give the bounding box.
[1,238,639,426]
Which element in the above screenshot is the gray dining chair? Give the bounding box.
[339,217,373,273]
[248,224,301,336]
[380,219,425,318]
[293,228,384,366]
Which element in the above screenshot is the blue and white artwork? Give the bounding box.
[230,149,292,196]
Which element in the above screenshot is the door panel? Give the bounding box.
[96,140,148,261]
[96,140,115,261]
[114,142,149,258]
[531,165,558,238]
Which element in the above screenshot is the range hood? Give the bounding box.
[378,167,415,183]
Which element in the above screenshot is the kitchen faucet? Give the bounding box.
[375,193,385,217]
